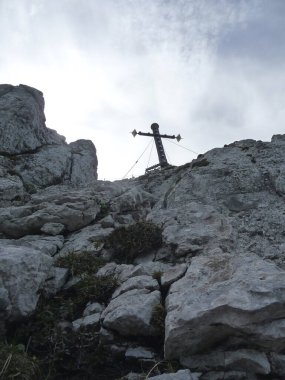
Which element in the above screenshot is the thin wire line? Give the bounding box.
[146,140,154,169]
[122,140,153,179]
[166,139,199,155]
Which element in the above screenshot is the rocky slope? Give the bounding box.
[0,84,98,206]
[1,85,285,379]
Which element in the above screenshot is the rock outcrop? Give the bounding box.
[2,85,285,379]
[0,84,98,205]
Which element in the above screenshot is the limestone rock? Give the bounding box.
[148,370,200,380]
[0,84,64,155]
[0,84,98,193]
[0,175,25,202]
[83,302,104,317]
[0,191,100,238]
[181,349,271,375]
[0,244,53,320]
[165,252,285,359]
[69,139,98,185]
[125,346,155,360]
[58,224,113,257]
[41,222,65,236]
[148,202,233,257]
[112,275,159,298]
[97,262,178,284]
[200,371,256,380]
[43,267,69,296]
[102,288,161,336]
[72,313,101,331]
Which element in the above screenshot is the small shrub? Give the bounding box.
[96,201,110,221]
[152,271,163,283]
[56,251,105,277]
[0,343,39,380]
[151,304,166,336]
[108,221,162,263]
[74,274,118,306]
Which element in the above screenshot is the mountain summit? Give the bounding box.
[1,85,285,379]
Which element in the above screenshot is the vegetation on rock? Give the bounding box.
[107,221,162,263]
[56,251,105,277]
[0,343,39,380]
[8,251,119,379]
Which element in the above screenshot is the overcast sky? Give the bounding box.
[0,0,285,180]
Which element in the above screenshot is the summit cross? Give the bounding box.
[132,123,181,172]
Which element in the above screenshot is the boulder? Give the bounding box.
[0,192,100,238]
[0,244,53,320]
[181,350,270,375]
[112,275,159,298]
[165,252,285,359]
[0,84,98,193]
[148,370,201,380]
[102,288,161,336]
[0,84,64,155]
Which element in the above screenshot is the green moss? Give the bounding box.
[107,221,162,264]
[56,251,105,277]
[0,343,39,380]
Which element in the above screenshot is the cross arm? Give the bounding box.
[132,129,181,141]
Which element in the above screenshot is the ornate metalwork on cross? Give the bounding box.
[132,123,182,172]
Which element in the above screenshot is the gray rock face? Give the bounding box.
[148,370,200,380]
[102,288,161,336]
[0,244,53,320]
[0,187,100,237]
[4,88,285,378]
[0,84,64,155]
[181,350,270,375]
[165,252,285,359]
[0,84,98,196]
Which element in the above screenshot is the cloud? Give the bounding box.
[0,0,284,179]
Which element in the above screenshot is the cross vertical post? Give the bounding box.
[132,122,181,172]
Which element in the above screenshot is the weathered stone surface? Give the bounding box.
[0,84,64,155]
[161,264,187,287]
[102,289,161,336]
[148,369,200,380]
[69,139,98,185]
[44,267,69,296]
[97,262,176,284]
[148,202,233,257]
[83,302,104,317]
[110,186,155,213]
[125,346,155,360]
[112,275,159,299]
[0,235,64,256]
[165,252,285,359]
[270,352,285,376]
[41,222,65,236]
[0,175,25,202]
[200,371,256,380]
[0,194,100,238]
[58,224,113,257]
[72,313,101,331]
[181,349,270,375]
[0,84,98,193]
[0,244,52,320]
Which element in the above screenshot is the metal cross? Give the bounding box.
[132,123,181,172]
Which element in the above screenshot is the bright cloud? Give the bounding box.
[0,0,284,179]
